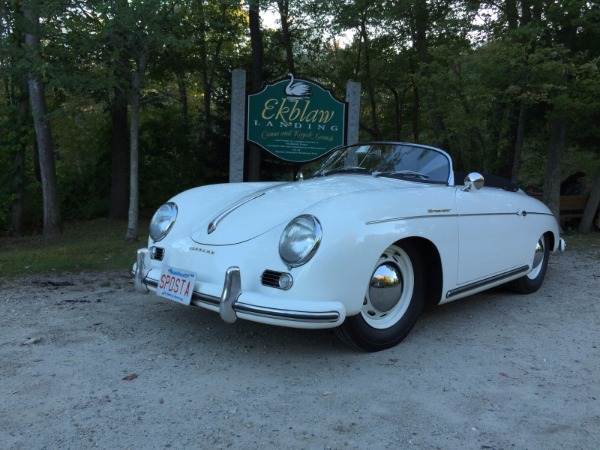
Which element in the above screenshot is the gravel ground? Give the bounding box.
[1,246,599,450]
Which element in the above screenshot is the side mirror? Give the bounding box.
[463,172,484,192]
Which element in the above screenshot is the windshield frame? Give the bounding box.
[309,142,454,186]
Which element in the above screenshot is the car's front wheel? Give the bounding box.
[335,241,425,352]
[510,234,550,294]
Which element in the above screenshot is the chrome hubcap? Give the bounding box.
[369,263,403,312]
[362,245,414,329]
[527,237,545,279]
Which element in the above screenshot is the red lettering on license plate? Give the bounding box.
[157,266,196,305]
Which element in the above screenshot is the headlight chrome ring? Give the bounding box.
[279,215,322,268]
[150,202,178,242]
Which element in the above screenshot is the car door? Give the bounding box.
[455,187,531,285]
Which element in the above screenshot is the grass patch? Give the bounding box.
[0,219,149,280]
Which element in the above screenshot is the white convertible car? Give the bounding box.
[132,142,564,351]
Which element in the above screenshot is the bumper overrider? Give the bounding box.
[131,248,345,329]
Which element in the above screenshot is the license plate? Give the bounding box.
[157,266,196,305]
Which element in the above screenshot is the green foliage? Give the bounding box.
[138,105,203,206]
[0,104,19,231]
[1,0,600,237]
[49,97,111,220]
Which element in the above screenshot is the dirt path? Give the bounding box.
[1,248,598,449]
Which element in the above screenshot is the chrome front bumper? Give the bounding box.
[131,248,343,328]
[558,238,566,252]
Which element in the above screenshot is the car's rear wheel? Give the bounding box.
[335,241,425,352]
[510,234,550,294]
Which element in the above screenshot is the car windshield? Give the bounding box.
[310,143,452,184]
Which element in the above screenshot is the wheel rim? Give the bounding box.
[361,245,414,329]
[527,237,546,280]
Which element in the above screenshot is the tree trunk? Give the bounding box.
[196,0,211,136]
[511,102,527,184]
[360,19,382,140]
[277,0,295,73]
[412,0,445,147]
[197,3,227,140]
[353,33,362,81]
[522,0,533,24]
[543,7,576,224]
[382,81,405,140]
[125,46,149,242]
[247,0,263,181]
[248,1,263,93]
[24,1,61,238]
[412,0,428,64]
[11,144,26,236]
[412,82,420,141]
[175,71,189,125]
[506,0,518,30]
[578,168,600,233]
[125,71,141,242]
[11,77,29,236]
[109,94,129,220]
[29,80,61,237]
[543,114,567,222]
[107,10,130,221]
[201,70,212,136]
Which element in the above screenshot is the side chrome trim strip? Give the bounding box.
[519,211,553,217]
[458,212,520,218]
[367,214,458,225]
[367,210,554,225]
[446,265,529,299]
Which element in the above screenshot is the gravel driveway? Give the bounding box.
[1,246,599,449]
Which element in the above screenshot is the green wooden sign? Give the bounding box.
[247,74,346,163]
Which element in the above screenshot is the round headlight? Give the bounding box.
[279,215,322,268]
[150,202,178,242]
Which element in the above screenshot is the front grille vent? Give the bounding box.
[261,270,283,288]
[150,247,165,261]
[261,270,293,290]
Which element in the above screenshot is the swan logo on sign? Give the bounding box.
[285,73,311,98]
[247,74,346,163]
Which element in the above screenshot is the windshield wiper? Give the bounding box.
[373,170,430,180]
[324,166,368,176]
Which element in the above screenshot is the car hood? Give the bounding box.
[190,175,404,245]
